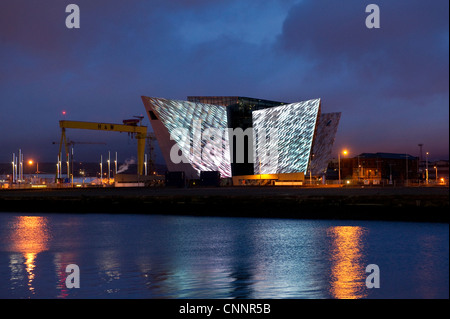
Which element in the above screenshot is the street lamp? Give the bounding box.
[115,152,118,175]
[28,159,39,175]
[426,152,429,184]
[28,160,39,184]
[57,155,62,179]
[434,166,437,183]
[100,155,103,185]
[11,153,16,183]
[66,158,70,180]
[28,159,38,172]
[338,149,348,185]
[107,151,111,183]
[144,154,148,176]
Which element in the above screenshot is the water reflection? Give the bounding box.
[8,216,50,295]
[0,214,447,299]
[415,234,446,298]
[327,226,368,299]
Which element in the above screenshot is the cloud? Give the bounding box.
[277,0,449,100]
[273,0,449,158]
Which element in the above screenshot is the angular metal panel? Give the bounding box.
[252,99,321,174]
[142,97,232,178]
[310,112,341,176]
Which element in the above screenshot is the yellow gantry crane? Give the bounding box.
[58,120,148,176]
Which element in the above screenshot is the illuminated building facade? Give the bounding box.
[252,99,321,175]
[141,96,340,179]
[188,96,287,176]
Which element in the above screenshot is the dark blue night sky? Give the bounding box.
[0,0,448,164]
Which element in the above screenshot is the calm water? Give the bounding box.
[0,212,448,299]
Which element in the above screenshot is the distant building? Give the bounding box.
[339,152,419,185]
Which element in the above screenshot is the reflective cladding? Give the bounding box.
[252,99,321,174]
[189,97,287,176]
[310,112,341,176]
[143,97,232,178]
[143,96,332,177]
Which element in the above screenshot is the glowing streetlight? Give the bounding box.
[338,149,348,185]
[66,159,70,180]
[107,151,111,183]
[57,155,61,179]
[114,152,118,175]
[434,166,438,183]
[144,154,148,176]
[19,149,22,182]
[12,153,15,183]
[426,152,429,184]
[100,155,103,185]
[28,159,39,175]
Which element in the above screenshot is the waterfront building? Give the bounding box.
[141,96,341,181]
[338,152,419,185]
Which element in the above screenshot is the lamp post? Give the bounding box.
[100,155,103,185]
[144,154,148,176]
[12,153,15,183]
[434,166,437,183]
[28,160,39,184]
[338,149,348,185]
[357,156,360,182]
[19,149,22,182]
[115,152,118,175]
[66,157,70,180]
[107,151,111,183]
[425,152,429,184]
[57,155,61,179]
[28,159,34,172]
[58,156,62,179]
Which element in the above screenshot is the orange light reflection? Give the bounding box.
[10,216,49,294]
[328,226,367,299]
